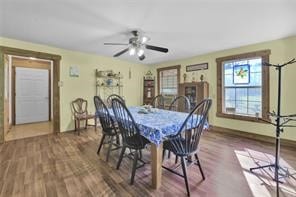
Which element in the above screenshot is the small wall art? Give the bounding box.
[69,65,79,77]
[186,62,208,72]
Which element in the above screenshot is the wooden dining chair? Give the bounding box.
[94,96,121,162]
[162,99,212,196]
[151,95,165,109]
[72,98,97,135]
[111,98,150,185]
[169,95,191,113]
[164,95,191,162]
[106,94,125,107]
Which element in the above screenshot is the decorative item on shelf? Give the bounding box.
[186,62,208,72]
[96,70,112,77]
[147,88,152,98]
[117,72,121,79]
[183,73,187,83]
[144,70,153,80]
[96,80,101,86]
[200,74,204,82]
[106,78,113,86]
[191,72,196,82]
[107,71,114,77]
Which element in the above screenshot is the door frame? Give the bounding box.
[0,46,61,143]
[12,59,52,125]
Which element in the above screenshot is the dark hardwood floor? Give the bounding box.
[0,128,295,197]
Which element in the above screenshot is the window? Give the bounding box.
[157,65,180,96]
[216,50,270,122]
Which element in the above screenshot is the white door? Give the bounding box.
[15,67,49,124]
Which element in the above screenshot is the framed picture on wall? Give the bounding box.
[69,65,79,77]
[186,62,208,72]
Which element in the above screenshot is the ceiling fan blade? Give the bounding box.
[145,45,168,53]
[113,48,129,57]
[139,55,145,61]
[104,43,128,46]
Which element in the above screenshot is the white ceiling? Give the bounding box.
[1,0,295,64]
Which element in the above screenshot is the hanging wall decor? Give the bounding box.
[69,65,79,77]
[186,62,208,72]
[233,64,250,84]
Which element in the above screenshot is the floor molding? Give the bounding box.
[210,125,296,149]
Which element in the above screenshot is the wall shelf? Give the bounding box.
[95,69,123,101]
[143,77,155,105]
[96,85,123,88]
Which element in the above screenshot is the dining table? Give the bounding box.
[107,106,202,189]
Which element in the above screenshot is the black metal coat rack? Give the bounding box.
[249,58,296,197]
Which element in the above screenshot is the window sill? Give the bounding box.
[216,112,270,124]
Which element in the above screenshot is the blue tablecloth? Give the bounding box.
[103,106,204,146]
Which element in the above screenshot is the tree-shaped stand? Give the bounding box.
[250,58,296,197]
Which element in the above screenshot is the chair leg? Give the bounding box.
[139,149,142,160]
[195,154,205,180]
[162,149,166,161]
[77,119,80,135]
[106,136,114,162]
[74,120,77,131]
[175,155,179,164]
[168,151,171,159]
[181,157,190,196]
[85,119,88,129]
[117,146,126,170]
[97,134,106,155]
[130,150,138,185]
[116,135,120,145]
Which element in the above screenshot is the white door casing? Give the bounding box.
[15,67,49,124]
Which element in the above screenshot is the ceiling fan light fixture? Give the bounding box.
[106,30,169,60]
[137,48,144,57]
[141,36,149,43]
[129,47,136,56]
[139,54,145,61]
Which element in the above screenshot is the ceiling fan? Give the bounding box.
[104,30,169,61]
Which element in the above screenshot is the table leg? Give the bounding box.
[151,143,163,189]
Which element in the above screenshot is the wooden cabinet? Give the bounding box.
[143,78,155,105]
[179,82,209,110]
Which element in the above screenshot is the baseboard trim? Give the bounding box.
[210,125,296,149]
